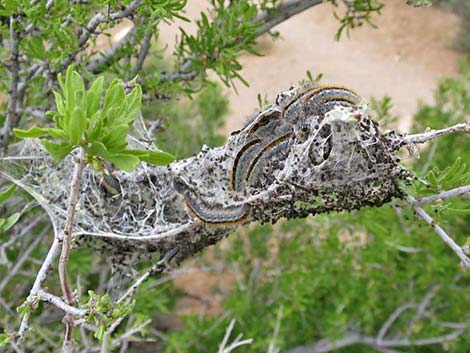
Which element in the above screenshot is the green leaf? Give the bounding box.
[101,124,129,152]
[124,85,142,122]
[86,76,104,117]
[2,213,20,232]
[0,185,16,203]
[85,142,139,171]
[94,325,106,342]
[53,91,65,116]
[85,141,109,159]
[62,66,85,113]
[68,107,87,145]
[0,332,12,347]
[103,79,125,121]
[106,153,140,172]
[86,111,104,141]
[14,127,67,139]
[126,149,175,165]
[41,140,74,163]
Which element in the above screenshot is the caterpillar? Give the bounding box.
[173,177,250,225]
[231,85,363,192]
[176,85,364,226]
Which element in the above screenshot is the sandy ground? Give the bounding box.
[104,1,461,316]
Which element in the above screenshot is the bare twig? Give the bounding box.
[37,289,87,317]
[268,305,284,353]
[414,185,470,205]
[0,213,47,265]
[116,247,179,304]
[406,286,438,336]
[110,319,152,350]
[420,139,439,174]
[286,328,468,353]
[100,317,124,353]
[58,148,86,353]
[407,195,470,267]
[402,122,470,145]
[129,29,152,78]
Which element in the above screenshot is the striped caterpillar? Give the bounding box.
[230,85,363,192]
[176,85,365,225]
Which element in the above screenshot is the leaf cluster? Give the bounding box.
[83,291,135,341]
[330,0,384,39]
[14,66,174,171]
[176,0,261,88]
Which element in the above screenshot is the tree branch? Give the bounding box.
[407,194,470,267]
[37,289,87,317]
[402,122,470,145]
[255,0,323,36]
[376,303,417,343]
[129,29,152,79]
[8,86,470,303]
[413,185,470,205]
[288,290,467,353]
[87,0,325,79]
[116,247,179,304]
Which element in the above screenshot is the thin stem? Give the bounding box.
[58,148,86,353]
[117,247,179,304]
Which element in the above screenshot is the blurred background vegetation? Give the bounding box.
[2,1,470,352]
